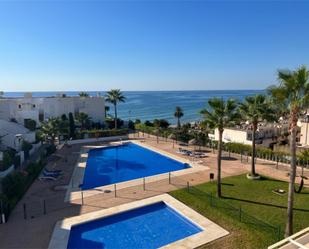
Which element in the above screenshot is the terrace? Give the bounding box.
[0,133,308,248]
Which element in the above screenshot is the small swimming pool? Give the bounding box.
[67,201,202,249]
[81,143,190,190]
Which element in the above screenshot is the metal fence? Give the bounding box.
[14,171,190,221]
[20,196,75,220]
[133,131,309,173]
[187,185,282,241]
[2,169,282,245]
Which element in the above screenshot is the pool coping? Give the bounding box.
[48,194,229,249]
[65,140,208,202]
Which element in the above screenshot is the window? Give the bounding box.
[33,104,36,108]
[18,104,21,109]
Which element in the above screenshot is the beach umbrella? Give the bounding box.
[189,138,199,151]
[189,138,199,145]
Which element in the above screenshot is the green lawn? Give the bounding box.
[170,174,309,249]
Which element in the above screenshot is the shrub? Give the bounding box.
[45,144,56,156]
[13,155,20,168]
[69,112,76,139]
[1,160,45,218]
[105,118,124,129]
[26,161,45,180]
[22,141,33,159]
[153,119,170,129]
[144,120,153,127]
[0,151,15,171]
[128,120,135,130]
[81,128,129,138]
[2,171,27,200]
[134,119,141,124]
[24,119,36,131]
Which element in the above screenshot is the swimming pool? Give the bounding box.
[67,201,202,249]
[81,143,190,190]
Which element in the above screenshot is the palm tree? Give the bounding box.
[41,117,62,144]
[201,98,240,197]
[75,112,91,130]
[239,94,276,178]
[269,65,309,237]
[106,89,126,129]
[174,106,184,128]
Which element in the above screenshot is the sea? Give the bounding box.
[2,90,264,124]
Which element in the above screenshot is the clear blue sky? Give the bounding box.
[0,0,308,91]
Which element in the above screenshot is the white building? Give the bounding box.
[0,119,36,151]
[213,123,290,147]
[0,93,105,126]
[299,118,309,147]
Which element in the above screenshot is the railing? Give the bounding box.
[187,186,282,242]
[268,227,309,249]
[5,168,282,246]
[17,170,191,221]
[132,131,309,172]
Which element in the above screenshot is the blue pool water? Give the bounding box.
[67,202,202,249]
[81,143,190,190]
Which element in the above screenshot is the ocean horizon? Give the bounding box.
[2,90,264,124]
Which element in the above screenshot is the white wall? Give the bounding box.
[300,121,309,146]
[0,119,36,151]
[67,135,129,145]
[0,95,105,125]
[214,128,251,145]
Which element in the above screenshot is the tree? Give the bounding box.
[68,112,75,139]
[269,65,309,237]
[144,120,153,127]
[105,89,126,129]
[75,112,91,130]
[41,118,62,144]
[22,141,33,159]
[200,98,240,197]
[174,106,184,128]
[79,92,89,97]
[239,94,276,178]
[61,114,68,121]
[24,119,36,131]
[59,118,69,139]
[153,119,170,129]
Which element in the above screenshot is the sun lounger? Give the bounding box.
[43,168,62,174]
[192,152,207,158]
[39,175,59,181]
[43,169,62,177]
[177,148,193,156]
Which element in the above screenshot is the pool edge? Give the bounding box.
[65,140,209,202]
[48,194,229,249]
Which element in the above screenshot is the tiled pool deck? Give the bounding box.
[65,140,208,202]
[49,194,229,249]
[0,133,308,248]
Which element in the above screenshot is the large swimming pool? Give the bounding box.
[67,201,202,249]
[81,143,190,190]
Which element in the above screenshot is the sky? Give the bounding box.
[0,0,308,92]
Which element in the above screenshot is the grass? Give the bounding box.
[170,174,309,249]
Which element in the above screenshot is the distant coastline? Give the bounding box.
[2,90,264,123]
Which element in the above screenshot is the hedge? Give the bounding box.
[1,160,46,220]
[210,141,308,166]
[80,128,129,138]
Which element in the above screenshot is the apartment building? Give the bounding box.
[0,93,105,126]
[213,122,290,147]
